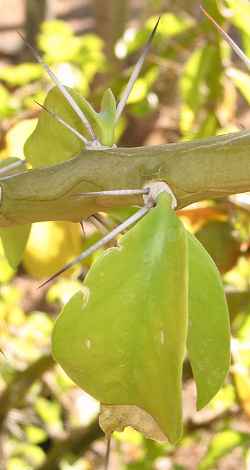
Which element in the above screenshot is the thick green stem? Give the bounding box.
[0,131,250,227]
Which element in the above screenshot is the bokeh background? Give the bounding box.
[0,1,250,469]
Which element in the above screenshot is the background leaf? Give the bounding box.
[187,232,230,410]
[0,224,31,269]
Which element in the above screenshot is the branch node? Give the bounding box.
[143,181,177,209]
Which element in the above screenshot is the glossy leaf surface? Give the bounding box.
[187,231,230,410]
[52,192,188,443]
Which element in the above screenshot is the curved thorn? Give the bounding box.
[115,16,161,123]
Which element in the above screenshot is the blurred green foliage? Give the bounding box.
[0,1,250,469]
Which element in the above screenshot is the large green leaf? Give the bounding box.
[187,232,231,410]
[52,192,188,444]
[0,224,31,269]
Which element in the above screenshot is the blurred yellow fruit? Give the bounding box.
[23,221,83,280]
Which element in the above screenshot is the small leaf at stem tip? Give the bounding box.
[17,31,97,140]
[115,15,161,122]
[200,6,250,70]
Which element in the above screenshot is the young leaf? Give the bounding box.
[78,89,117,147]
[98,89,117,146]
[0,224,31,269]
[187,231,231,410]
[52,192,188,444]
[25,85,118,168]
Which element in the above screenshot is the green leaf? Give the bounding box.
[25,425,47,444]
[38,20,81,63]
[147,13,193,38]
[187,232,231,410]
[180,44,222,138]
[180,46,209,135]
[228,67,250,103]
[198,430,250,470]
[98,88,116,146]
[24,86,88,167]
[35,397,63,433]
[80,88,117,146]
[0,63,42,86]
[0,84,15,118]
[24,85,117,167]
[0,224,31,269]
[201,0,223,25]
[52,192,188,444]
[116,13,193,58]
[225,0,250,37]
[225,0,250,56]
[0,239,15,282]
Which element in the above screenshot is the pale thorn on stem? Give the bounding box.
[18,31,98,142]
[79,220,85,237]
[0,160,24,175]
[89,215,109,235]
[201,6,250,70]
[38,204,152,288]
[38,182,177,288]
[143,181,177,209]
[91,213,114,231]
[72,188,150,198]
[34,100,88,145]
[115,16,161,123]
